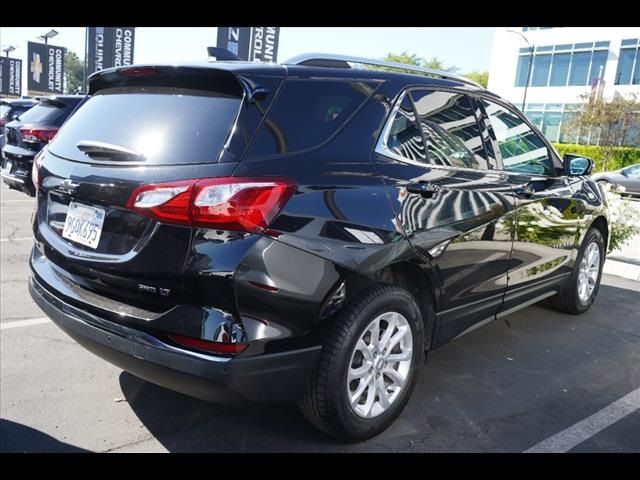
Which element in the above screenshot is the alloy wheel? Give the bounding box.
[346,311,413,418]
[577,241,601,303]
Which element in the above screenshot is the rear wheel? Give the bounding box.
[548,227,605,314]
[300,284,425,442]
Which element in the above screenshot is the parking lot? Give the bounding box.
[1,184,639,452]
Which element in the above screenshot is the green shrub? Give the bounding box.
[552,143,640,172]
[602,184,640,254]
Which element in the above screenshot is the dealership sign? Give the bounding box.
[216,27,280,62]
[87,27,136,75]
[27,41,65,94]
[0,57,22,97]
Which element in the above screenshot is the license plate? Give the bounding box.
[62,202,105,249]
[2,160,12,173]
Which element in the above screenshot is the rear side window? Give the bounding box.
[15,103,64,124]
[246,79,378,158]
[410,90,489,170]
[49,87,242,165]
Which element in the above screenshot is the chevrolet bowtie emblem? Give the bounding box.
[31,52,42,84]
[57,179,80,194]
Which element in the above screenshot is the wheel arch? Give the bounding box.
[589,215,609,252]
[344,261,440,351]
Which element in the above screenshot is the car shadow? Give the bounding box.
[118,372,344,452]
[0,419,89,453]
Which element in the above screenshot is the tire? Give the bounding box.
[300,284,426,442]
[548,227,605,314]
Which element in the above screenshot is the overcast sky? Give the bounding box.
[1,27,495,93]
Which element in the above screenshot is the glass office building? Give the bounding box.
[488,28,640,146]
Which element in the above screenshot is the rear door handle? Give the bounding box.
[514,185,536,199]
[406,182,442,198]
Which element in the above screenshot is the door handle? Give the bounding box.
[406,182,442,198]
[514,184,536,199]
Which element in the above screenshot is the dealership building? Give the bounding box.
[488,27,640,145]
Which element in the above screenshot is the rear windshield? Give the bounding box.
[17,103,64,124]
[0,104,10,118]
[49,87,242,165]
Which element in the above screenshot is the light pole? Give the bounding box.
[2,45,16,57]
[37,29,59,45]
[506,29,534,112]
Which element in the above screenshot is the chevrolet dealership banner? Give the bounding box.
[27,41,65,94]
[0,57,22,97]
[216,27,280,62]
[87,27,136,75]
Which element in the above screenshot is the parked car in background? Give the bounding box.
[592,163,640,196]
[28,56,609,442]
[0,98,37,148]
[2,95,84,196]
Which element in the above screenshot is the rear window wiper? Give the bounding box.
[76,140,144,161]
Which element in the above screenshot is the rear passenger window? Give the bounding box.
[411,90,489,170]
[246,79,377,158]
[479,99,554,176]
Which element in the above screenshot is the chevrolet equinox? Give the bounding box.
[29,53,609,442]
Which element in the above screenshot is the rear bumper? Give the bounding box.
[29,275,321,405]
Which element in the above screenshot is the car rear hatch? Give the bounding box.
[33,64,284,314]
[4,97,68,153]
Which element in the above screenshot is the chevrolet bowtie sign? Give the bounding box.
[0,57,23,97]
[27,41,65,94]
[216,27,280,62]
[87,27,136,76]
[31,52,43,83]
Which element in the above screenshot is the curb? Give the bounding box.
[603,259,640,282]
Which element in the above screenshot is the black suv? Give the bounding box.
[0,98,37,147]
[29,55,609,442]
[2,95,83,196]
[1,98,37,132]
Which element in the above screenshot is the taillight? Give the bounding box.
[32,150,44,191]
[169,334,248,355]
[20,127,58,143]
[127,177,296,233]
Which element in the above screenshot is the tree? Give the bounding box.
[369,52,459,73]
[64,50,84,94]
[562,92,640,171]
[464,70,489,88]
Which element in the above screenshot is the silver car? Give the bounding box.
[592,163,640,196]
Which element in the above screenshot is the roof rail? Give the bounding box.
[284,53,482,88]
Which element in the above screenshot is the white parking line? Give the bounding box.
[0,236,33,242]
[525,387,640,453]
[0,317,50,330]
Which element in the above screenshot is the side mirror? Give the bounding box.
[564,153,593,176]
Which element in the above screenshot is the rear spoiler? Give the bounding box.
[87,64,280,105]
[88,65,245,97]
[36,97,67,108]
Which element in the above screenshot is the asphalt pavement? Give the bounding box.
[1,184,639,452]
